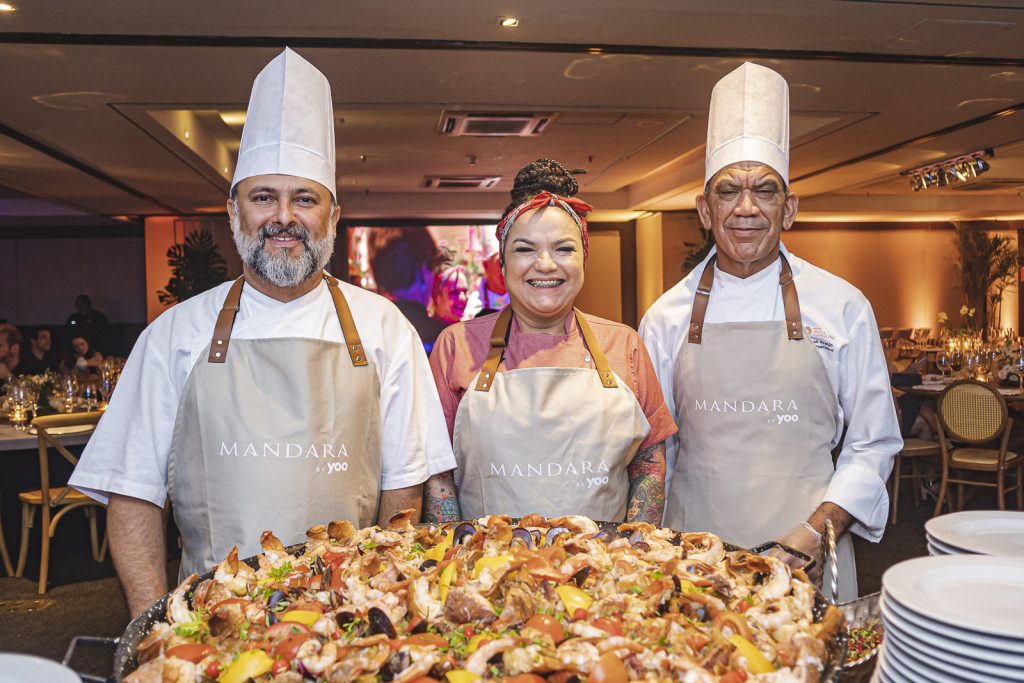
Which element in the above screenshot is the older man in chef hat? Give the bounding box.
[71,49,455,615]
[640,63,900,600]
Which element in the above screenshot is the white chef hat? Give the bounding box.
[231,48,336,200]
[705,62,790,186]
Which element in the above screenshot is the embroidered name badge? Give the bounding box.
[806,326,836,353]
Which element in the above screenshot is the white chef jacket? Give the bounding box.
[639,243,900,542]
[71,277,457,507]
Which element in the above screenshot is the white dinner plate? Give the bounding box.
[880,634,985,683]
[26,424,94,436]
[0,654,80,683]
[877,638,949,683]
[924,534,968,555]
[926,511,1024,558]
[882,555,1024,638]
[926,541,952,556]
[882,603,1024,678]
[884,593,1024,654]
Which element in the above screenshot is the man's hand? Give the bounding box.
[423,471,461,523]
[378,483,424,526]
[107,493,167,618]
[768,502,853,587]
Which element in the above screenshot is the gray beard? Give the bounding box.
[231,210,335,288]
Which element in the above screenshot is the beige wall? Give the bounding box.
[576,231,623,323]
[656,216,1019,333]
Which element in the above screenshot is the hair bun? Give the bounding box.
[504,159,587,217]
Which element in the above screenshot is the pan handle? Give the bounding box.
[750,539,816,574]
[824,519,839,605]
[63,635,119,683]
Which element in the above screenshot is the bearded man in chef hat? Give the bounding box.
[71,49,455,616]
[640,63,901,600]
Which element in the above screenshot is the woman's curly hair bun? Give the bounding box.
[503,159,587,217]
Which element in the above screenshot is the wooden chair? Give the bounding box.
[15,411,108,594]
[933,380,1024,516]
[890,437,942,524]
[0,497,13,576]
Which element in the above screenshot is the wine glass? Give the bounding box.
[936,351,950,380]
[6,381,29,431]
[964,351,980,380]
[976,349,992,380]
[99,372,116,405]
[949,350,964,379]
[60,375,79,413]
[81,382,99,411]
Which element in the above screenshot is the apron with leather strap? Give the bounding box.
[668,254,857,600]
[454,307,650,521]
[168,274,382,577]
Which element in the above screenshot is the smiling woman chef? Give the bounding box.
[423,159,677,525]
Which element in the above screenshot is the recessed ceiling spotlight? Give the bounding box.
[183,129,190,139]
[498,17,519,28]
[0,3,16,12]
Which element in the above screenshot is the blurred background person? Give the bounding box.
[430,263,469,325]
[17,327,59,375]
[66,294,109,328]
[63,335,104,377]
[0,323,22,382]
[370,231,446,350]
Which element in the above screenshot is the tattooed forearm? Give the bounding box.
[626,442,667,524]
[423,470,462,523]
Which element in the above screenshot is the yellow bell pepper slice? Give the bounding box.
[423,531,453,563]
[556,584,593,615]
[218,650,273,683]
[445,670,482,683]
[279,609,321,627]
[473,554,513,578]
[466,633,493,654]
[728,634,776,674]
[677,579,697,592]
[439,561,457,602]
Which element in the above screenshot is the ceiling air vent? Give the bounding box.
[438,112,554,137]
[422,176,502,190]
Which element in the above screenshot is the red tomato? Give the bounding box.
[591,617,623,637]
[164,644,214,663]
[462,624,476,637]
[322,549,348,566]
[571,608,589,621]
[524,614,566,644]
[720,672,748,683]
[204,661,223,678]
[271,633,308,661]
[503,676,547,683]
[265,621,310,640]
[586,652,629,683]
[403,633,449,648]
[271,658,291,675]
[241,640,272,653]
[737,600,753,614]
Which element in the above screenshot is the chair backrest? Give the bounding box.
[31,411,104,506]
[936,380,1008,444]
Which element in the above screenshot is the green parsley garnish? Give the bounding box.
[268,561,293,583]
[629,585,643,595]
[651,570,664,579]
[239,621,250,640]
[173,618,207,638]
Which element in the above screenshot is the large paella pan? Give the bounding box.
[105,513,847,682]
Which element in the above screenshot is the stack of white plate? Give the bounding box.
[875,555,1024,682]
[925,510,1024,557]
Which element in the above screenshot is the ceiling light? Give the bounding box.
[901,148,994,191]
[498,17,519,28]
[0,3,16,12]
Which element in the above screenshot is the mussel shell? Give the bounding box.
[591,528,616,544]
[628,529,644,545]
[510,528,535,549]
[419,559,438,571]
[571,566,591,587]
[335,611,357,628]
[452,522,477,545]
[267,591,286,608]
[367,606,398,639]
[632,541,651,552]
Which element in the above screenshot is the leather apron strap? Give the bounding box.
[475,307,617,392]
[687,254,804,345]
[207,273,368,367]
[208,276,245,363]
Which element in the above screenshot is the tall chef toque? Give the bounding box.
[705,62,790,186]
[231,48,336,200]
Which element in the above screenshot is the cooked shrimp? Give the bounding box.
[166,573,197,625]
[390,646,443,683]
[213,547,254,595]
[297,639,338,675]
[555,638,601,673]
[753,554,792,602]
[680,532,725,565]
[465,637,518,675]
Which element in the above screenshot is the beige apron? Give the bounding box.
[668,255,857,601]
[168,274,382,577]
[454,308,650,521]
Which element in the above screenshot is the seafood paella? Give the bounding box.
[126,513,844,682]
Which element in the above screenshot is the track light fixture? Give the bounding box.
[902,148,994,192]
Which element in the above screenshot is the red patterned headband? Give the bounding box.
[495,191,593,262]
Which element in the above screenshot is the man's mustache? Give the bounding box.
[259,224,309,246]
